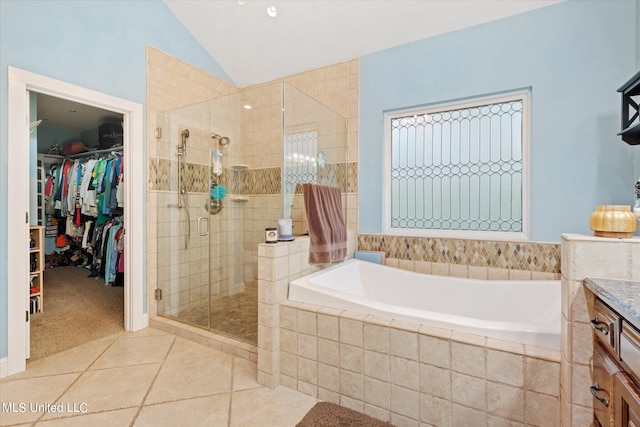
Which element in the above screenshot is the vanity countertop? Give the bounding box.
[584,277,640,331]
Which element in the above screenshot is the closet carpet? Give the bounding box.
[29,266,124,361]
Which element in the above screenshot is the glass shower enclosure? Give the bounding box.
[153,82,347,345]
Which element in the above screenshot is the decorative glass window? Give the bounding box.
[384,90,530,239]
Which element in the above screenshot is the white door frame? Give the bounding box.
[7,67,147,376]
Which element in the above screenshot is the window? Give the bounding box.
[385,90,530,239]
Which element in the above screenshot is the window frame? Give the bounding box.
[383,89,531,240]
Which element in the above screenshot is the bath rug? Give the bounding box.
[296,402,395,427]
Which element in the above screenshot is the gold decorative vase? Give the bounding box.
[589,205,637,238]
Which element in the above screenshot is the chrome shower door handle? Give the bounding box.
[197,216,209,236]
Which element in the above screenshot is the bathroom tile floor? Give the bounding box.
[0,327,317,427]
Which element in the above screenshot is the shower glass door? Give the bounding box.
[154,90,260,345]
[155,101,212,330]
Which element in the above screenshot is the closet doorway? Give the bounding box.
[30,93,125,361]
[6,67,146,377]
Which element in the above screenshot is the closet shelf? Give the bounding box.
[38,146,123,161]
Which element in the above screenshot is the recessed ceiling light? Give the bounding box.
[266,5,277,18]
[243,104,252,110]
[237,0,245,4]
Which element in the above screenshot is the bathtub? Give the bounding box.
[288,259,560,350]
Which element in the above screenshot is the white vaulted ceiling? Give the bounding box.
[164,0,563,87]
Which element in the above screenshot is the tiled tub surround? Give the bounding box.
[278,302,561,426]
[559,234,640,427]
[257,235,358,389]
[288,259,561,350]
[358,234,561,280]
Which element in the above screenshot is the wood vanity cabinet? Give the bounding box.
[591,299,640,427]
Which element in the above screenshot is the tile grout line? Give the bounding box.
[29,335,121,426]
[227,357,235,427]
[128,334,177,427]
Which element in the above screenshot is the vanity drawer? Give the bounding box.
[620,321,640,386]
[592,299,619,354]
[593,343,620,427]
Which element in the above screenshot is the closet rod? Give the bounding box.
[67,146,123,159]
[39,146,123,162]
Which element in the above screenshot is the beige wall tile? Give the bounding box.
[364,377,391,410]
[451,372,486,410]
[420,394,452,426]
[526,357,560,397]
[364,404,391,423]
[296,310,317,336]
[525,391,559,427]
[280,351,297,378]
[420,334,451,368]
[452,341,486,378]
[340,343,364,374]
[419,363,451,400]
[390,328,419,360]
[487,382,524,422]
[364,323,390,353]
[297,356,317,385]
[340,370,364,401]
[364,350,390,382]
[340,318,363,346]
[390,356,419,391]
[488,267,510,280]
[487,349,523,387]
[317,313,339,341]
[390,385,420,420]
[318,338,340,367]
[318,363,340,392]
[297,334,317,361]
[449,264,468,278]
[452,403,486,426]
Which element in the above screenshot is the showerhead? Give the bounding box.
[182,129,189,138]
[212,133,231,147]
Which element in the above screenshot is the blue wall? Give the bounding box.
[359,0,639,242]
[0,0,231,360]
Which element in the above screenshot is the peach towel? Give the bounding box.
[302,183,347,265]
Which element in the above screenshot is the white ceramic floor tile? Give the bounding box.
[39,364,161,420]
[134,395,230,427]
[232,358,260,391]
[90,334,175,369]
[230,386,317,427]
[165,336,229,361]
[19,340,112,379]
[1,326,321,427]
[34,408,138,426]
[0,373,80,426]
[145,354,232,404]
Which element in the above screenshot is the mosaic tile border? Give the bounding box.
[357,234,561,273]
[149,157,357,195]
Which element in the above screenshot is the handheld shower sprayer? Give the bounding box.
[179,129,189,156]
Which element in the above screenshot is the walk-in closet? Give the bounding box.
[29,93,126,361]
